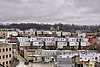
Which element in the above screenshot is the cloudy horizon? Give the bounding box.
[0,0,100,25]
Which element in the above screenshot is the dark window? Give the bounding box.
[0,56,1,59]
[6,55,8,58]
[2,49,5,52]
[9,60,11,64]
[3,55,5,59]
[6,61,8,64]
[6,48,8,51]
[0,49,1,52]
[9,54,11,57]
[3,62,5,65]
[9,48,11,51]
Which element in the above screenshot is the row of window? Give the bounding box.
[0,54,11,59]
[44,52,56,55]
[0,48,11,52]
[0,60,11,65]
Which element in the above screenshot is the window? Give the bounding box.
[6,61,8,64]
[0,56,1,59]
[3,55,5,59]
[9,54,11,57]
[0,49,1,52]
[9,60,11,64]
[6,55,8,58]
[6,48,8,51]
[9,48,11,51]
[3,62,5,65]
[90,64,92,66]
[2,49,5,52]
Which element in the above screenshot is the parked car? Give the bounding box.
[24,61,29,65]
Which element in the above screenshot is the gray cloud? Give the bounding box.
[0,0,100,25]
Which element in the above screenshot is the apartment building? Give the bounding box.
[45,41,56,50]
[57,55,73,67]
[0,29,8,39]
[32,41,44,49]
[57,41,67,49]
[24,49,42,62]
[80,52,100,67]
[0,43,12,67]
[17,37,30,46]
[24,29,36,36]
[42,50,57,63]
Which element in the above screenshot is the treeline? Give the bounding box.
[0,23,100,32]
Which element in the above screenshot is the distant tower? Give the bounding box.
[57,26,60,31]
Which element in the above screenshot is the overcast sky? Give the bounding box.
[0,0,100,25]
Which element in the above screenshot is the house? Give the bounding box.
[24,49,42,62]
[78,33,86,38]
[57,41,67,49]
[24,29,36,36]
[36,30,42,36]
[0,29,8,39]
[80,52,100,67]
[69,42,79,49]
[57,38,66,41]
[43,31,52,36]
[42,50,57,63]
[62,32,71,37]
[32,41,44,49]
[56,31,62,37]
[43,37,54,41]
[17,37,30,48]
[45,41,56,50]
[7,31,18,38]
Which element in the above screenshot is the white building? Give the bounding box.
[7,31,18,37]
[68,37,77,42]
[30,37,37,41]
[37,30,42,35]
[32,41,43,47]
[57,42,67,49]
[45,41,55,46]
[56,31,62,37]
[43,31,52,35]
[78,33,86,38]
[69,42,79,46]
[62,32,71,36]
[42,50,57,62]
[57,38,66,41]
[17,37,30,46]
[80,53,100,62]
[43,37,54,41]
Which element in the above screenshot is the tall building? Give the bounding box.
[0,43,12,67]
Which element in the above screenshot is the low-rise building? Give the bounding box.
[42,50,57,62]
[0,29,8,39]
[24,49,42,62]
[57,41,67,49]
